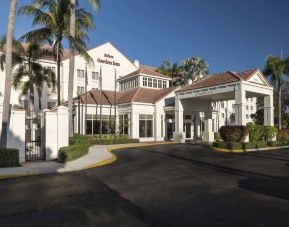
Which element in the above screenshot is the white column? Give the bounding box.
[203,105,214,142]
[264,94,274,126]
[44,106,69,160]
[173,96,184,143]
[234,84,246,125]
[194,112,201,139]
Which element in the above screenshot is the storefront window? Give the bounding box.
[139,114,153,138]
[85,114,114,135]
[119,115,129,135]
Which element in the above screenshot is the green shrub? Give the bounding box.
[214,132,222,141]
[267,140,289,147]
[219,125,248,142]
[0,148,19,167]
[246,123,277,142]
[213,141,243,149]
[58,144,90,163]
[263,126,277,141]
[243,141,267,150]
[60,134,139,163]
[277,129,289,142]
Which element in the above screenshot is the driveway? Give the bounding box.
[1,144,289,226]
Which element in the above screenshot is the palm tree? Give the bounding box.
[19,0,95,106]
[263,55,289,129]
[0,39,56,112]
[180,57,209,85]
[68,0,100,137]
[0,0,18,148]
[158,60,180,86]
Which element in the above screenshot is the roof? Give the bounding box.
[72,86,178,106]
[118,65,170,81]
[178,69,266,92]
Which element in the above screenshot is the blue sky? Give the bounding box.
[1,0,289,74]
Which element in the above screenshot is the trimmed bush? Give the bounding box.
[58,144,90,163]
[0,148,19,167]
[277,129,289,142]
[267,140,289,147]
[60,134,140,163]
[213,141,243,149]
[243,141,267,150]
[246,123,277,142]
[219,125,248,142]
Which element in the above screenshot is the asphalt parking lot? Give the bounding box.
[1,144,289,226]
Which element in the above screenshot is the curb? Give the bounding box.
[0,173,37,180]
[213,145,289,153]
[84,142,177,169]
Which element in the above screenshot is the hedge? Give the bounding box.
[267,141,289,147]
[246,123,277,142]
[0,148,19,167]
[58,144,90,163]
[219,125,248,142]
[59,134,140,163]
[213,141,267,150]
[277,129,289,142]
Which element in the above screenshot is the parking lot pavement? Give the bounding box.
[1,144,289,226]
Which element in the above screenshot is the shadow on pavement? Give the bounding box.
[239,177,289,201]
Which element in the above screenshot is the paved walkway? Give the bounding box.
[0,142,174,179]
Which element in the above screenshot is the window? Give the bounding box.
[135,78,139,87]
[139,114,153,138]
[232,103,234,108]
[148,78,152,87]
[162,81,167,88]
[221,113,225,118]
[143,77,147,86]
[77,86,84,95]
[158,80,162,88]
[221,102,224,108]
[184,115,191,120]
[92,71,99,80]
[246,114,249,120]
[251,106,253,111]
[77,69,84,78]
[119,115,129,135]
[153,79,157,88]
[246,105,249,110]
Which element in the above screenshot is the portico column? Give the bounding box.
[203,104,214,142]
[194,112,201,139]
[173,96,184,143]
[264,94,274,126]
[234,84,246,126]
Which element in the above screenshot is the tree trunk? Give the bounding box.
[278,81,282,130]
[38,89,42,111]
[0,0,17,148]
[68,0,76,137]
[56,41,61,106]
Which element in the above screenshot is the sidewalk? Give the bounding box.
[0,141,175,179]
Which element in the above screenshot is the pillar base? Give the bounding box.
[173,132,185,143]
[203,132,215,142]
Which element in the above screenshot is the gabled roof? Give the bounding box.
[178,69,269,92]
[118,65,170,81]
[72,86,178,106]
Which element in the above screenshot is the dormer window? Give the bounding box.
[143,77,147,86]
[158,80,162,88]
[153,79,157,88]
[148,78,152,87]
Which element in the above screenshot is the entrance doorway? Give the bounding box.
[184,123,191,138]
[166,122,174,140]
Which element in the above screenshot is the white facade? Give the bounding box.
[0,42,264,144]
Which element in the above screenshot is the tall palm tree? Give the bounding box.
[158,60,180,86]
[0,0,18,148]
[0,39,56,112]
[263,55,289,129]
[180,57,209,85]
[68,0,100,137]
[19,0,95,106]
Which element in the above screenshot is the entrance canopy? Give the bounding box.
[173,69,274,142]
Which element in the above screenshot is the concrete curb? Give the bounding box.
[213,145,289,153]
[84,142,178,169]
[0,142,177,180]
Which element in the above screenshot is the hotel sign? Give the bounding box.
[97,54,120,66]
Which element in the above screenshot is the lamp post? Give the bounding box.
[99,66,103,136]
